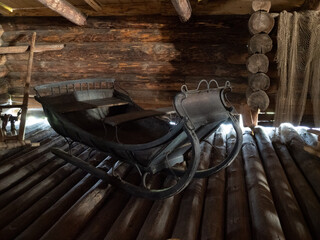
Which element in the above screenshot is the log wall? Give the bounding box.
[0,15,276,110]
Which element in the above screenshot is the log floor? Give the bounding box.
[0,122,319,240]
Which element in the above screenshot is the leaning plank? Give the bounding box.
[76,170,141,240]
[254,126,312,240]
[200,131,225,240]
[225,130,251,240]
[279,123,320,199]
[104,174,163,240]
[272,134,320,239]
[0,151,107,240]
[40,163,131,240]
[171,0,192,22]
[37,0,87,26]
[242,130,285,240]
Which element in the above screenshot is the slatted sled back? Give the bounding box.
[174,80,231,129]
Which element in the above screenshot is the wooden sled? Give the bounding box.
[35,78,242,200]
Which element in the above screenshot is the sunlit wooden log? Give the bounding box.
[37,0,87,26]
[171,0,192,22]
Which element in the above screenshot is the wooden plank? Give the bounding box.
[13,159,109,240]
[0,44,65,54]
[242,130,285,239]
[254,126,312,240]
[104,174,163,240]
[37,0,87,25]
[200,130,226,240]
[225,131,251,240]
[0,136,65,178]
[279,124,320,199]
[136,177,183,240]
[104,110,165,127]
[272,135,320,239]
[0,146,87,229]
[0,151,107,240]
[170,137,211,240]
[40,163,131,240]
[76,170,141,240]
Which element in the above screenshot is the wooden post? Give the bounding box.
[37,0,87,26]
[171,0,192,22]
[18,32,36,141]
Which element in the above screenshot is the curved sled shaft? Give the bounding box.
[172,115,243,178]
[51,122,201,200]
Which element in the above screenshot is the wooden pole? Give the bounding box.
[171,0,192,22]
[84,0,102,12]
[18,32,36,141]
[37,0,87,26]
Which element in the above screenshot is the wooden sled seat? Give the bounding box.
[104,108,173,126]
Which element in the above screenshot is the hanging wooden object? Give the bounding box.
[248,33,273,54]
[247,90,269,111]
[246,54,269,73]
[248,73,270,91]
[248,11,275,34]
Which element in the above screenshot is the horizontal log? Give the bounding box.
[0,15,251,31]
[2,28,250,44]
[5,42,247,63]
[5,60,249,77]
[0,44,65,54]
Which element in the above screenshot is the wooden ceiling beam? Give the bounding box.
[84,0,102,12]
[37,0,87,25]
[301,0,320,10]
[171,0,192,22]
